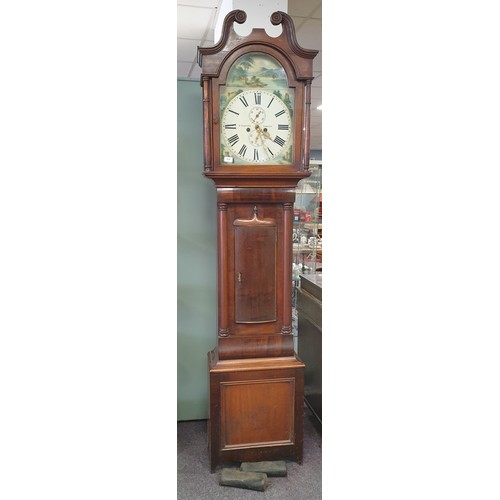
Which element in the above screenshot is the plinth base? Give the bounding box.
[208,349,304,472]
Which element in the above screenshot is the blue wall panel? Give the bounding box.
[177,79,217,421]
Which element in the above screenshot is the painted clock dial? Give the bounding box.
[221,89,292,164]
[219,52,294,166]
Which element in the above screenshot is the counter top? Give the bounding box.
[299,272,322,301]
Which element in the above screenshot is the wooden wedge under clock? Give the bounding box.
[197,9,318,472]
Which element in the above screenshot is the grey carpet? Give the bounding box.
[177,404,322,499]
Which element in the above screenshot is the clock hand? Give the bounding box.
[249,111,261,125]
[255,124,273,142]
[261,129,273,141]
[256,131,266,147]
[253,125,267,146]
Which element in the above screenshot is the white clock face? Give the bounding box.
[221,89,293,164]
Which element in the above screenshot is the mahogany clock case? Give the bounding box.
[197,10,318,471]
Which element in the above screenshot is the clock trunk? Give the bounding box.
[215,188,297,360]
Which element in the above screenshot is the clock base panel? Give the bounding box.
[207,350,304,472]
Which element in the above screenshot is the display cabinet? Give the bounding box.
[292,160,322,274]
[293,162,322,424]
[291,160,321,341]
[297,272,322,425]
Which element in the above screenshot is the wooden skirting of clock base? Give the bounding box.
[217,333,295,360]
[207,350,305,472]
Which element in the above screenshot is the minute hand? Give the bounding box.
[261,130,273,141]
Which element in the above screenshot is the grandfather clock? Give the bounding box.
[197,10,318,471]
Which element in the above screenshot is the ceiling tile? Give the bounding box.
[312,73,322,88]
[294,18,322,50]
[177,5,214,39]
[190,64,202,80]
[177,0,219,7]
[178,38,200,62]
[311,98,322,109]
[313,51,322,73]
[288,0,322,19]
[312,87,322,102]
